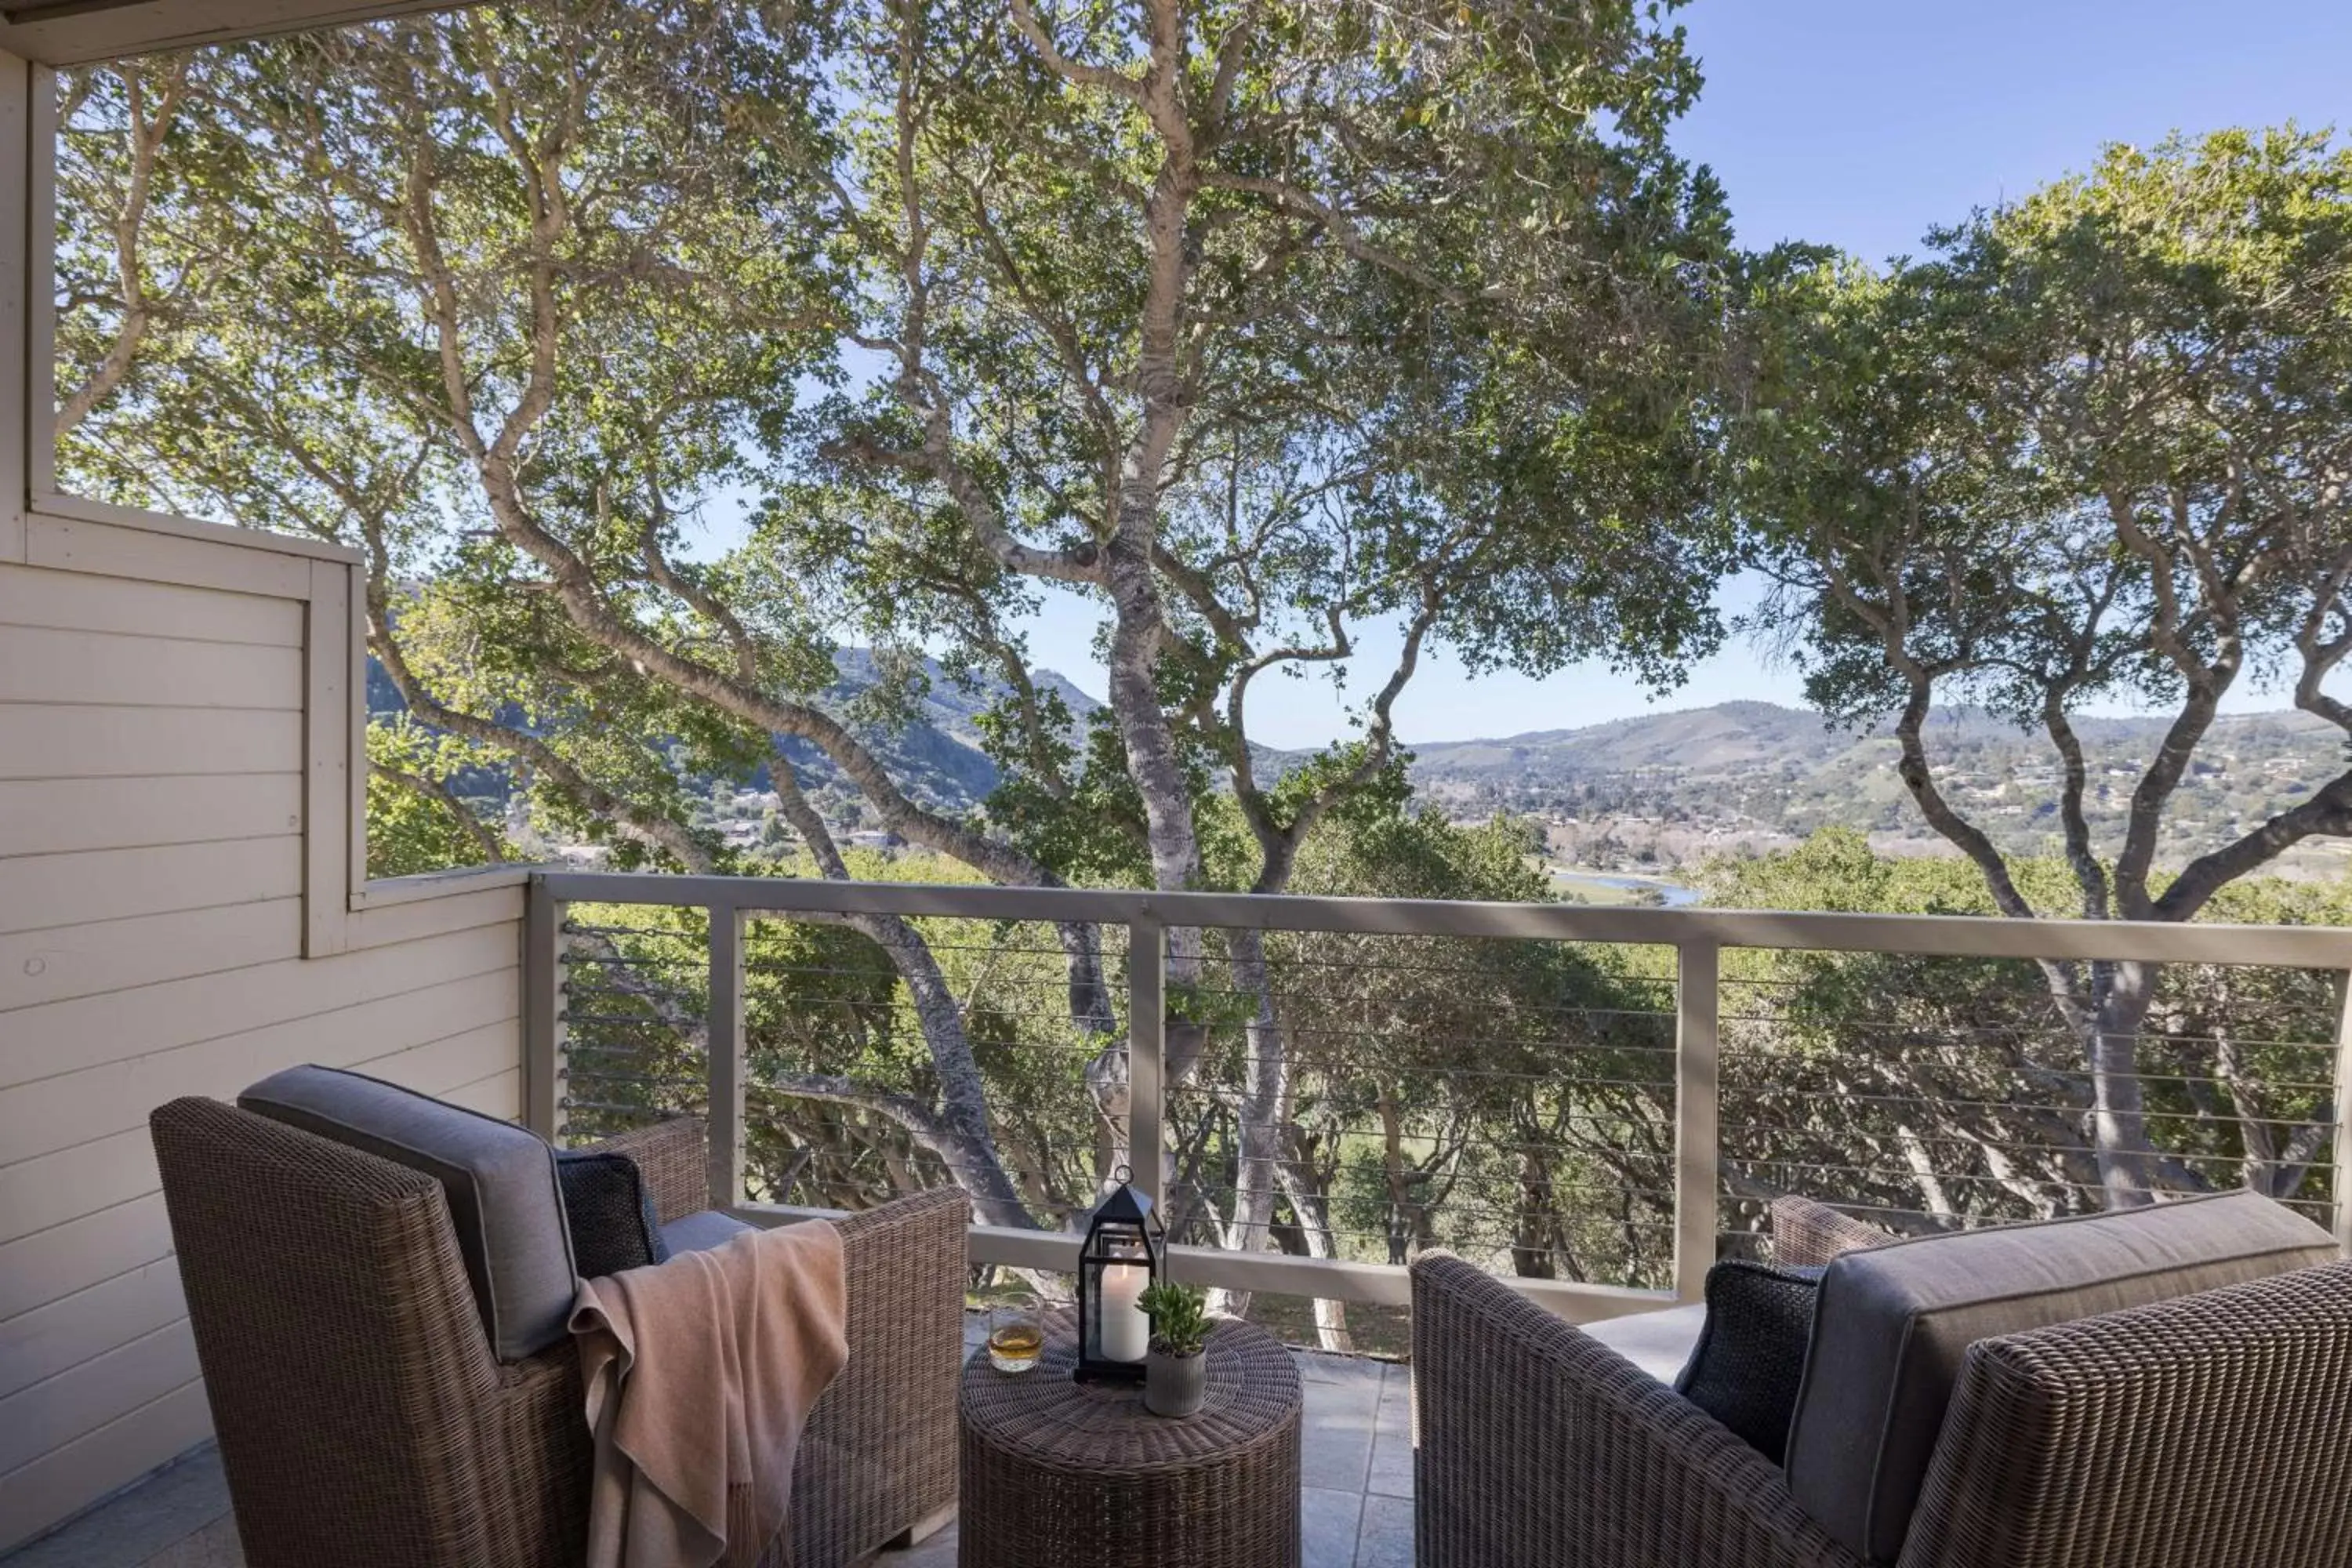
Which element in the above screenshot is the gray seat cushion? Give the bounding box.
[239,1064,578,1363]
[661,1208,756,1256]
[1581,1301,1708,1385]
[1786,1190,2336,1563]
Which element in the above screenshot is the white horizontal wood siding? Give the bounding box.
[0,1260,184,1403]
[0,775,305,858]
[0,897,307,1011]
[0,518,527,1550]
[0,838,305,935]
[0,563,305,645]
[0,706,303,780]
[0,624,307,709]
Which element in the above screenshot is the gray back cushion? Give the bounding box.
[1786,1190,2336,1563]
[240,1065,578,1363]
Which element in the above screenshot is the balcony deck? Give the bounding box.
[0,1317,1414,1568]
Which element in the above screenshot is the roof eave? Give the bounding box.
[0,0,481,66]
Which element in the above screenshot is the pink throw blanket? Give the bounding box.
[571,1221,848,1568]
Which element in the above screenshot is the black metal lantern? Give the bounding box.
[1073,1167,1163,1385]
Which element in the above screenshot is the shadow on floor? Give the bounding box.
[4,1330,1414,1568]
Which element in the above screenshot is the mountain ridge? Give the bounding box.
[1399,698,2346,873]
[372,648,2346,872]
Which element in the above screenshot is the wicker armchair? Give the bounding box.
[1412,1205,2352,1568]
[151,1098,964,1568]
[1767,1194,1894,1269]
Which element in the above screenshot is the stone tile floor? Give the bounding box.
[4,1319,1414,1568]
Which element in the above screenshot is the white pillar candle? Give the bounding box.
[1099,1263,1150,1363]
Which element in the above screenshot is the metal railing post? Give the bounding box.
[522,877,565,1142]
[1674,939,1722,1303]
[1128,913,1166,1207]
[708,902,746,1210]
[2332,968,2352,1257]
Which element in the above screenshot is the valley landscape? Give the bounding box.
[395,656,2350,890]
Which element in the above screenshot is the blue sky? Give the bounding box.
[1675,0,2352,267]
[708,1,2352,749]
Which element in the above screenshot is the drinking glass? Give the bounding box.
[986,1298,1044,1374]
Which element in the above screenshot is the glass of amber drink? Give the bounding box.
[986,1300,1045,1374]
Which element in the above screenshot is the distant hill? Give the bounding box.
[1409,699,1853,776]
[768,650,1101,814]
[372,650,2347,874]
[370,648,1102,819]
[1406,699,2349,873]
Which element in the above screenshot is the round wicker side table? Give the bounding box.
[958,1313,1302,1568]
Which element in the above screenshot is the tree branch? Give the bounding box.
[56,60,190,435]
[374,764,506,865]
[1004,0,1149,101]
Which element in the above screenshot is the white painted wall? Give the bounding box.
[0,20,543,1548]
[0,522,527,1548]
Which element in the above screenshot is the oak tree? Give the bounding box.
[1738,130,2352,1206]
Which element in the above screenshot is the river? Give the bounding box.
[1548,869,1704,908]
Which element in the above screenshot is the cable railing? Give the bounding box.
[524,870,2352,1328]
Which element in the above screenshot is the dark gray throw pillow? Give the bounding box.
[555,1149,670,1280]
[1675,1260,1824,1465]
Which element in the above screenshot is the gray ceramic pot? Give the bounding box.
[1144,1346,1206,1417]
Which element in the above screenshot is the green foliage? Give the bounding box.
[1138,1280,1210,1358]
[60,1,2352,1301]
[982,710,1186,889]
[1733,128,2352,919]
[56,0,1744,913]
[1726,129,2352,1200]
[56,2,844,877]
[559,844,1123,1212]
[782,0,1741,879]
[1254,808,1682,1287]
[365,717,506,880]
[1697,830,2350,1240]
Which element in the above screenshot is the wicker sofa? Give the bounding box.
[1411,1195,2352,1568]
[151,1096,964,1568]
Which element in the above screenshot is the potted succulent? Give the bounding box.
[1137,1280,1210,1417]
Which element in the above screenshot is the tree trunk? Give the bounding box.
[1380,1086,1410,1265]
[2087,959,2161,1208]
[1272,1136,1356,1353]
[1512,1144,1558,1279]
[1212,929,1283,1319]
[773,763,1036,1228]
[1203,929,1352,1352]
